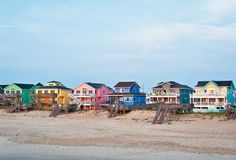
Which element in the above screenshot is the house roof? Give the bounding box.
[13,83,35,89]
[0,85,8,89]
[37,86,72,90]
[108,92,146,96]
[47,81,61,83]
[154,81,192,90]
[107,86,114,91]
[114,82,140,88]
[35,83,44,87]
[196,80,234,87]
[86,82,105,89]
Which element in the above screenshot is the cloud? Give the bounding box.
[118,23,236,51]
[203,0,236,22]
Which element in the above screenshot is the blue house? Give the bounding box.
[108,81,146,106]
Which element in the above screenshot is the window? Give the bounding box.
[76,90,80,94]
[16,91,20,94]
[38,90,42,94]
[82,88,87,94]
[44,90,48,94]
[51,90,55,94]
[134,98,136,102]
[11,91,15,94]
[89,90,93,94]
[137,98,140,102]
[6,91,9,94]
[120,88,125,93]
[124,97,132,102]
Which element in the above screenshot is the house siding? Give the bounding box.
[109,82,146,106]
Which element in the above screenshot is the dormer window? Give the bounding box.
[120,88,125,93]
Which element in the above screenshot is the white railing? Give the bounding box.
[147,93,180,97]
[72,93,95,97]
[69,94,81,104]
[191,93,226,97]
[69,94,95,107]
[81,101,95,105]
[193,102,226,106]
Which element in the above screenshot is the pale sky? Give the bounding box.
[1,0,236,91]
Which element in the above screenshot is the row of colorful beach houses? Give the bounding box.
[0,80,235,112]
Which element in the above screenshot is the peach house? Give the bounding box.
[70,82,113,110]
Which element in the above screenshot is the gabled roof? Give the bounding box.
[86,82,105,89]
[196,80,234,87]
[114,81,140,88]
[14,83,35,89]
[154,81,192,90]
[47,81,61,83]
[35,83,44,87]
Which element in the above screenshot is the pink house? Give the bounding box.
[70,82,113,110]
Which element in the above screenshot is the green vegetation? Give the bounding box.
[192,112,225,120]
[0,105,10,110]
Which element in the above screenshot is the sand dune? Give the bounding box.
[0,109,236,159]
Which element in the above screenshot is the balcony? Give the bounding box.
[147,92,180,97]
[191,93,226,98]
[71,93,95,97]
[32,93,58,98]
[4,93,21,98]
[81,101,95,106]
[193,102,226,106]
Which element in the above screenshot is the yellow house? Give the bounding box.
[33,81,72,109]
[191,80,235,112]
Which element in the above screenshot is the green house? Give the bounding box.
[4,83,43,105]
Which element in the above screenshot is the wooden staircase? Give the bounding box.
[152,106,169,124]
[108,104,121,118]
[226,105,236,120]
[69,94,82,110]
[7,105,22,113]
[49,106,62,117]
[0,93,7,105]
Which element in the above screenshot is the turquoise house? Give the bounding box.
[4,83,43,105]
[147,81,193,104]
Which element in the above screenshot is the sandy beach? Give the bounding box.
[0,109,236,159]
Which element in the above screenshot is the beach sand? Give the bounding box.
[0,109,236,159]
